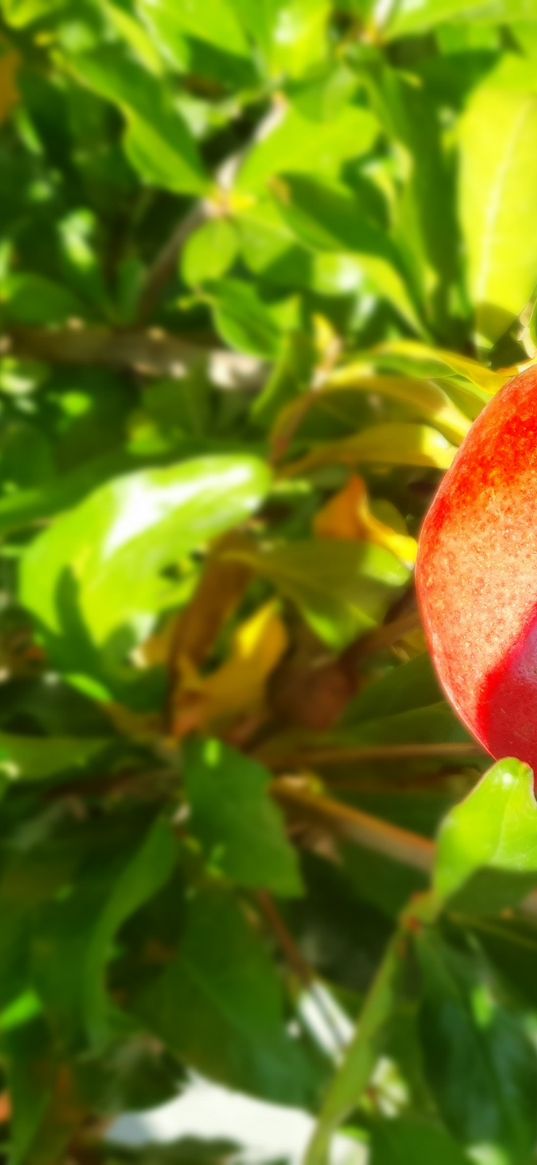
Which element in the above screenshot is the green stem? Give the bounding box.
[304,929,404,1165]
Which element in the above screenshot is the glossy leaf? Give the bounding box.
[19,455,271,698]
[434,758,537,914]
[185,738,303,895]
[459,63,537,347]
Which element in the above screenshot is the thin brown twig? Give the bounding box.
[273,778,435,873]
[257,890,313,986]
[258,739,485,770]
[273,778,537,923]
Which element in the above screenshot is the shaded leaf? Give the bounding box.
[70,48,208,195]
[185,738,303,895]
[417,930,537,1163]
[370,1116,471,1165]
[137,885,324,1106]
[227,539,409,650]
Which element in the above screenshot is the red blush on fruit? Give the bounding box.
[416,366,537,773]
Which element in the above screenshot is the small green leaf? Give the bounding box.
[228,539,408,650]
[182,219,239,287]
[212,279,289,357]
[0,734,112,783]
[3,275,82,326]
[185,738,303,896]
[434,758,537,914]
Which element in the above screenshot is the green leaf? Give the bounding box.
[434,758,537,914]
[272,175,420,328]
[237,106,378,193]
[459,61,537,347]
[3,275,82,326]
[238,0,331,78]
[212,279,290,357]
[0,734,112,783]
[84,818,177,1044]
[70,48,208,195]
[182,219,239,287]
[136,0,252,65]
[417,930,537,1164]
[370,1117,472,1165]
[1,0,67,26]
[185,738,303,896]
[4,1018,79,1165]
[19,454,272,699]
[137,885,324,1106]
[273,174,399,261]
[385,0,537,39]
[228,539,409,650]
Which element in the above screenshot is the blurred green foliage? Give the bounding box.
[0,1,537,1162]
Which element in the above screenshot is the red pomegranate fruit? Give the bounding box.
[416,365,537,773]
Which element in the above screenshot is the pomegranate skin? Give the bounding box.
[416,366,537,772]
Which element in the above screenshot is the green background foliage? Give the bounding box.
[1,0,537,1162]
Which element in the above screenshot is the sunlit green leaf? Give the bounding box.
[459,61,537,347]
[434,758,537,914]
[19,455,271,699]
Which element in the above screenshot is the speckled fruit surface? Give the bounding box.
[416,366,537,772]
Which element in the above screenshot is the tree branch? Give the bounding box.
[2,325,264,390]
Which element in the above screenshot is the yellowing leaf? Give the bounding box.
[365,340,509,394]
[314,476,417,567]
[171,602,288,738]
[285,423,456,478]
[324,371,471,445]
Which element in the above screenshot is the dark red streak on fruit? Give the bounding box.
[416,366,537,773]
